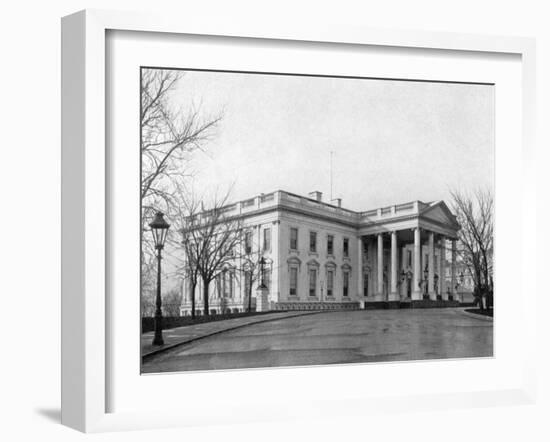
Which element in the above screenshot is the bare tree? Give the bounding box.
[241,255,260,313]
[140,69,222,316]
[141,69,222,221]
[177,190,244,316]
[170,187,202,319]
[140,258,157,317]
[450,188,494,309]
[181,258,200,319]
[162,288,183,316]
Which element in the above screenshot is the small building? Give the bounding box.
[179,190,461,315]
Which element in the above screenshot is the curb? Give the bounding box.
[141,310,326,362]
[457,308,494,322]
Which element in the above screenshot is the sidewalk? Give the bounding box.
[141,311,321,359]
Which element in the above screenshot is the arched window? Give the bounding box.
[325,261,337,298]
[343,270,350,297]
[342,263,352,297]
[287,257,302,297]
[309,268,317,297]
[307,259,320,297]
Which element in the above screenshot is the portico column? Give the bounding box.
[357,237,364,299]
[376,233,384,301]
[412,228,422,300]
[439,236,446,300]
[451,239,457,300]
[389,231,399,301]
[428,231,436,300]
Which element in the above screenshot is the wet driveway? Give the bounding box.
[142,308,493,374]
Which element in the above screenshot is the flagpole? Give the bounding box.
[330,150,333,201]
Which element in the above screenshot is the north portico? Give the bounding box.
[356,200,461,307]
[179,190,461,315]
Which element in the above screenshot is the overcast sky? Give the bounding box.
[168,69,494,211]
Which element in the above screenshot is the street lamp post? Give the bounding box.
[256,256,273,312]
[149,211,170,346]
[256,256,267,312]
[258,256,266,289]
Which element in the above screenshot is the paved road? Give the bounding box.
[141,311,320,357]
[141,308,493,374]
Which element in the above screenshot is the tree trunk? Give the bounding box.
[473,265,483,310]
[482,250,489,287]
[247,283,252,313]
[203,280,210,316]
[482,253,489,311]
[190,281,196,319]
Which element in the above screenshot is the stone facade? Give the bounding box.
[179,190,461,315]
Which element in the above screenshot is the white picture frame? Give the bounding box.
[61,9,537,433]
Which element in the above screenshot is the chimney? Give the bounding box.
[334,198,342,208]
[308,190,323,201]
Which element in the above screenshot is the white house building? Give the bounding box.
[446,259,475,303]
[179,190,461,315]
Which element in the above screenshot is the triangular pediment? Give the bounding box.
[420,202,459,228]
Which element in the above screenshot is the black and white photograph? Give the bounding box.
[140,67,494,374]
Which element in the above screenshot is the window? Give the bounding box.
[262,268,271,290]
[309,231,317,253]
[363,273,369,296]
[245,231,252,254]
[327,235,334,255]
[407,250,412,267]
[290,227,298,250]
[343,238,349,257]
[289,267,298,296]
[222,271,228,297]
[222,271,233,298]
[327,270,334,297]
[216,274,223,298]
[263,228,271,251]
[309,268,317,296]
[343,271,349,296]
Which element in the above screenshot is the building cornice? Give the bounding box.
[185,190,460,236]
[224,202,460,237]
